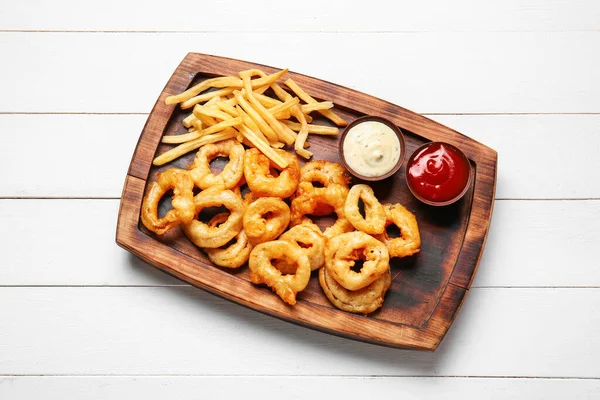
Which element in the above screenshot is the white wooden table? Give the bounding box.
[1,1,599,398]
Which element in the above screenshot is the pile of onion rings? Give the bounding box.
[139,69,421,313]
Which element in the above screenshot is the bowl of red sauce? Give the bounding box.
[405,142,472,206]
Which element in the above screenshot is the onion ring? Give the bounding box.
[190,138,245,190]
[319,264,391,315]
[141,168,195,235]
[204,213,253,269]
[243,197,291,246]
[295,160,351,215]
[344,184,386,234]
[374,203,421,258]
[276,224,326,272]
[249,240,311,305]
[325,231,389,291]
[181,188,244,248]
[243,148,300,198]
[290,183,353,239]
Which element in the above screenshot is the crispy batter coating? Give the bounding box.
[319,264,391,315]
[190,139,245,190]
[249,240,311,305]
[344,184,386,235]
[325,231,389,291]
[243,197,290,246]
[276,224,326,272]
[204,213,253,269]
[141,168,195,235]
[374,203,421,258]
[181,188,244,248]
[243,148,300,198]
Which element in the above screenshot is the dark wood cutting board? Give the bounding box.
[116,53,497,351]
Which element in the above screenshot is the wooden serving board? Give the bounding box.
[116,53,497,351]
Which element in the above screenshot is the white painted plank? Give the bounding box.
[0,287,599,377]
[0,199,180,286]
[1,32,599,114]
[1,0,599,32]
[0,376,598,400]
[1,199,598,287]
[0,114,145,198]
[2,114,600,199]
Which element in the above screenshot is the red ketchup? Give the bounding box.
[406,142,471,204]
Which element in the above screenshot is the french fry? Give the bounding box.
[153,129,237,165]
[282,120,339,135]
[235,105,264,141]
[234,90,279,144]
[296,147,313,159]
[202,117,242,136]
[162,129,202,144]
[180,87,235,109]
[182,113,198,129]
[267,97,300,116]
[301,101,333,114]
[284,78,348,126]
[193,104,233,121]
[270,82,310,155]
[239,125,288,169]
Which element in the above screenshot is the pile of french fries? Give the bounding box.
[155,68,347,169]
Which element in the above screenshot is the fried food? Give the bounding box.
[277,224,326,272]
[325,231,389,291]
[374,203,421,258]
[190,138,245,190]
[344,184,386,235]
[141,168,195,235]
[319,264,391,315]
[204,213,253,269]
[296,160,351,215]
[181,188,244,248]
[290,183,353,239]
[243,197,291,246]
[249,240,311,305]
[243,148,300,198]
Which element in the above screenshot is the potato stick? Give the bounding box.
[223,97,237,106]
[239,68,267,78]
[301,101,333,114]
[235,105,263,140]
[205,95,221,107]
[285,78,348,126]
[242,83,295,145]
[165,76,241,105]
[304,141,310,149]
[162,129,202,144]
[216,100,239,118]
[273,111,291,120]
[239,125,289,169]
[253,84,270,95]
[267,97,300,116]
[272,142,285,149]
[282,120,339,135]
[271,82,310,124]
[254,92,282,108]
[202,117,242,136]
[279,122,298,141]
[193,104,232,121]
[153,129,237,166]
[165,69,287,105]
[305,113,313,123]
[234,90,279,144]
[182,113,198,128]
[180,87,235,109]
[192,119,202,131]
[296,147,313,159]
[195,112,217,127]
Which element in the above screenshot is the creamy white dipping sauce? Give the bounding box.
[342,121,402,177]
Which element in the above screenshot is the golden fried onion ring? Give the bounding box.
[296,160,351,216]
[243,148,300,198]
[344,184,386,235]
[290,183,353,239]
[181,188,244,248]
[204,213,253,269]
[249,240,311,305]
[190,138,245,190]
[325,231,389,291]
[243,197,291,246]
[374,203,421,258]
[141,168,195,235]
[319,264,391,315]
[277,224,326,272]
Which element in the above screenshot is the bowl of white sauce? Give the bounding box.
[339,116,406,181]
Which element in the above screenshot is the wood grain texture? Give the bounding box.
[1,376,598,400]
[116,53,497,350]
